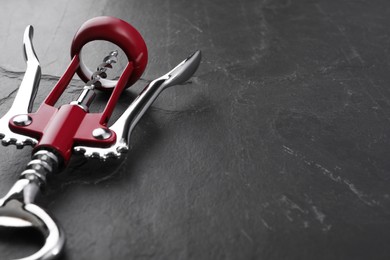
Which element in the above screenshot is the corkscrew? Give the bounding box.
[0,16,201,260]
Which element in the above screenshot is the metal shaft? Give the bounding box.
[19,150,60,204]
[70,50,118,111]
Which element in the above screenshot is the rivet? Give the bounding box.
[92,128,112,140]
[13,115,32,126]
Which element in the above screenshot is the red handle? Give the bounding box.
[71,16,148,90]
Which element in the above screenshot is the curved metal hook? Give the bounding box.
[0,179,65,260]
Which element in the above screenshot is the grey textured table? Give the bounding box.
[0,0,390,259]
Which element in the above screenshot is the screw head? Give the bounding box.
[13,115,32,126]
[92,128,112,140]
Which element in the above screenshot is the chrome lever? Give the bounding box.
[74,50,202,159]
[0,25,41,148]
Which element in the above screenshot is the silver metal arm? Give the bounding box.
[74,50,202,159]
[0,25,41,148]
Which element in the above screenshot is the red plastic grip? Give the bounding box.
[71,16,148,89]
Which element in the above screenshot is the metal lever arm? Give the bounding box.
[74,50,202,159]
[0,25,41,147]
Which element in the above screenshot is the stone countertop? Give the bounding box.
[0,0,389,259]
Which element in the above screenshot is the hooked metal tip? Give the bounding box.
[23,25,40,65]
[163,50,202,88]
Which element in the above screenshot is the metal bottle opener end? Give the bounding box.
[74,50,202,160]
[0,150,64,260]
[0,179,65,260]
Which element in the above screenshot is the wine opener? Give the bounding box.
[0,16,201,260]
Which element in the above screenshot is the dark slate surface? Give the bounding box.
[0,0,390,259]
